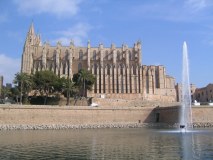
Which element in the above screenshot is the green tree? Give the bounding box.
[13,72,33,104]
[73,69,96,97]
[33,70,59,105]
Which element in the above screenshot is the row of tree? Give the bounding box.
[2,69,96,105]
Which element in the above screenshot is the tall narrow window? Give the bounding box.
[94,64,97,74]
[108,52,111,60]
[155,69,159,88]
[131,52,134,60]
[120,64,124,93]
[93,50,96,60]
[146,71,149,94]
[63,63,66,74]
[78,63,82,71]
[107,64,110,75]
[120,64,123,75]
[49,63,53,71]
[79,50,83,60]
[117,51,120,61]
[133,65,136,75]
[105,51,108,60]
[129,51,132,61]
[134,77,137,93]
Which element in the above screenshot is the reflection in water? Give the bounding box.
[181,133,192,160]
[0,128,212,159]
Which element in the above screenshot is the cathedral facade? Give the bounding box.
[21,23,177,102]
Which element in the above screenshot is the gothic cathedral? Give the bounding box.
[21,23,177,102]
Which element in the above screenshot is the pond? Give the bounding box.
[0,128,212,159]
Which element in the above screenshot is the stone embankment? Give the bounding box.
[0,122,212,130]
[0,104,213,130]
[192,122,213,128]
[0,123,169,130]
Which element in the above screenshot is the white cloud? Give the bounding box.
[0,54,20,85]
[184,0,212,12]
[13,0,83,18]
[129,1,213,22]
[51,23,92,46]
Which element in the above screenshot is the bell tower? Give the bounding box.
[21,23,41,74]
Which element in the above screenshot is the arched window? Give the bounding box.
[93,50,96,60]
[78,63,82,71]
[79,50,83,60]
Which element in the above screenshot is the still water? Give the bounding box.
[0,128,212,160]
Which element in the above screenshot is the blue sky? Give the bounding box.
[0,0,213,88]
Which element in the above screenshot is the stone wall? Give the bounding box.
[0,105,212,129]
[90,93,176,103]
[0,105,156,126]
[156,105,213,124]
[92,97,177,108]
[155,106,179,123]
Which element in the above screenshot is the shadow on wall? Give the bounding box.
[141,106,180,124]
[154,106,180,124]
[142,108,159,123]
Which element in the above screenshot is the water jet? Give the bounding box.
[180,41,193,132]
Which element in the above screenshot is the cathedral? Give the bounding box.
[21,23,177,102]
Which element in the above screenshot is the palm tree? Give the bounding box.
[1,86,11,100]
[10,86,20,103]
[13,72,33,104]
[73,69,96,97]
[61,78,76,105]
[78,69,87,97]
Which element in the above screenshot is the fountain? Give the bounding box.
[180,41,193,132]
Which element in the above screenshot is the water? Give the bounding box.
[0,128,212,160]
[180,41,192,131]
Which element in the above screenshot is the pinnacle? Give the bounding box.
[29,22,35,35]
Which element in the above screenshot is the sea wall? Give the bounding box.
[0,105,156,130]
[0,105,212,130]
[156,105,213,127]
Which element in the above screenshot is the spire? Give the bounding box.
[28,22,35,35]
[87,39,90,49]
[38,34,42,46]
[70,39,74,48]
